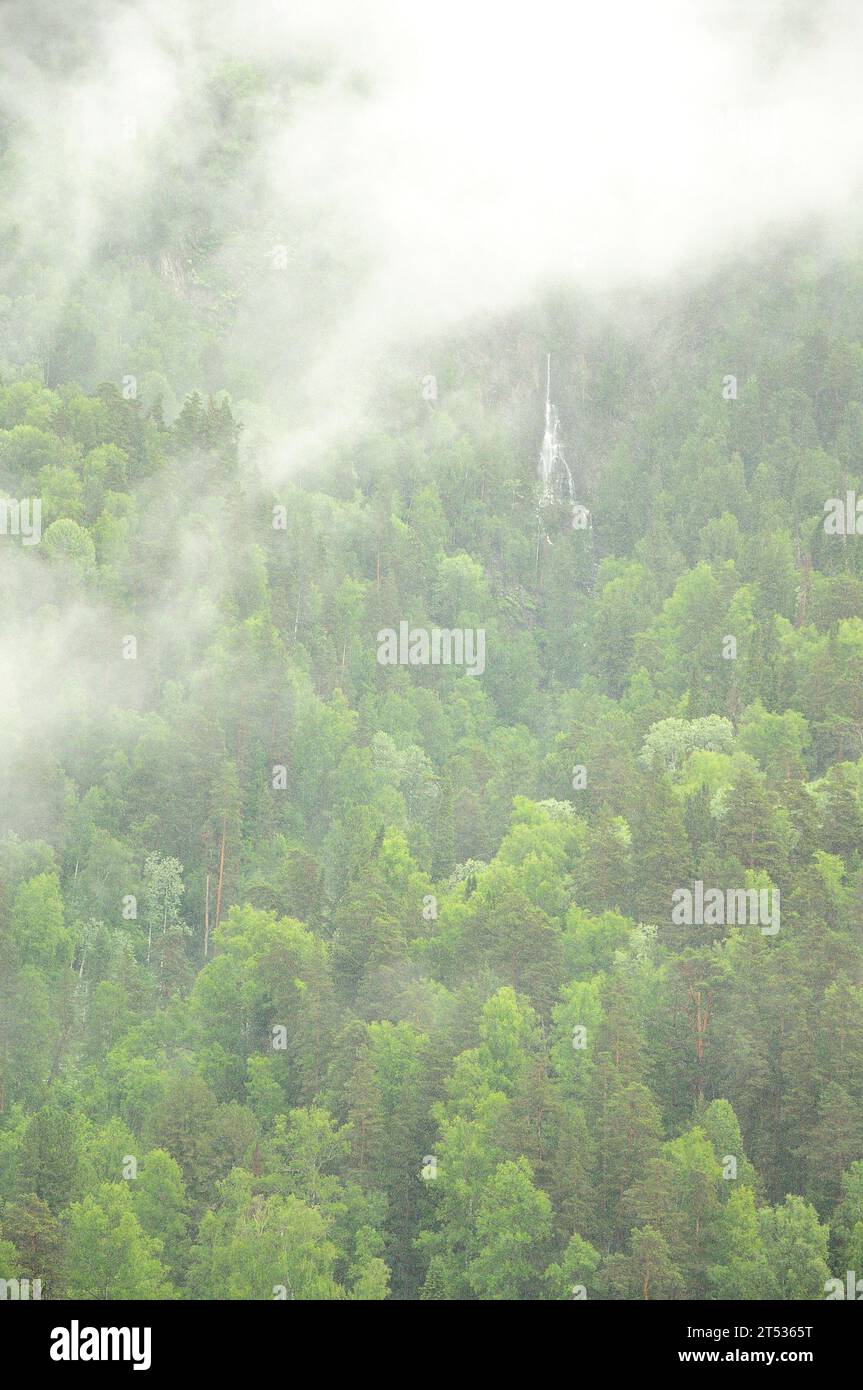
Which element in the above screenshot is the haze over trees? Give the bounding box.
[1,1,863,1301]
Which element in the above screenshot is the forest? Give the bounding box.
[2,7,863,1303]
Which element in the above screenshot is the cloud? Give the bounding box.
[0,0,861,844]
[2,0,862,453]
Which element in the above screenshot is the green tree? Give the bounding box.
[707,1186,773,1300]
[604,1225,685,1300]
[133,1149,189,1276]
[758,1195,831,1300]
[19,1106,79,1212]
[65,1183,176,1299]
[11,873,71,971]
[467,1159,553,1300]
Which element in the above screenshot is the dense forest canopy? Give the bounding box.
[2,1,863,1302]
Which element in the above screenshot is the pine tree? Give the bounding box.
[603,1225,685,1300]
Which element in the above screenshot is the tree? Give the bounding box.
[594,1082,664,1244]
[0,1238,22,1281]
[720,766,789,882]
[758,1195,831,1300]
[572,810,633,916]
[19,1106,80,1212]
[544,1231,602,1300]
[816,764,863,866]
[630,774,692,926]
[604,1225,685,1300]
[11,873,71,971]
[133,1150,189,1276]
[738,702,810,782]
[701,1098,760,1197]
[707,1186,773,1300]
[804,1083,863,1212]
[146,1072,258,1202]
[142,852,185,972]
[41,518,96,580]
[0,1194,64,1292]
[467,1159,553,1300]
[831,1161,863,1270]
[348,1226,390,1301]
[187,1174,345,1300]
[64,1183,176,1299]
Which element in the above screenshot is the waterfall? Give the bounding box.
[538,354,576,507]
